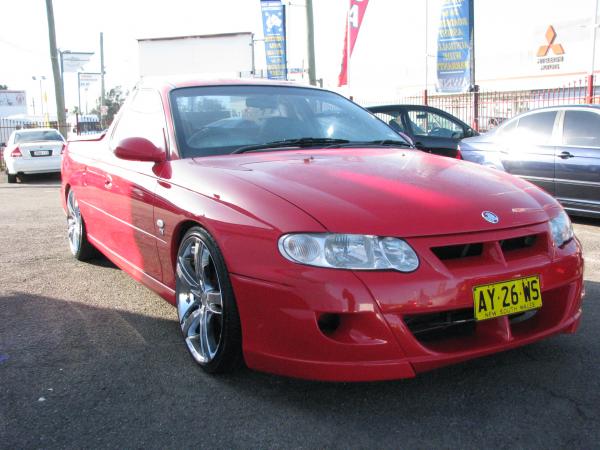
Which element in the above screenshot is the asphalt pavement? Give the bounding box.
[1,173,599,449]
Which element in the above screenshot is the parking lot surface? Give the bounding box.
[1,174,599,449]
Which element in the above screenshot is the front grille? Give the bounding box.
[500,234,537,253]
[404,308,476,342]
[404,308,541,345]
[429,232,546,267]
[431,243,483,260]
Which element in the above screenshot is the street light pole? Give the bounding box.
[32,76,46,118]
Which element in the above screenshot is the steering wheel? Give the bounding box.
[428,126,444,136]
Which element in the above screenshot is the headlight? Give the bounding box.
[549,211,574,247]
[278,233,419,272]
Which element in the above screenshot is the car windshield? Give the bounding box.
[170,85,405,157]
[14,130,64,143]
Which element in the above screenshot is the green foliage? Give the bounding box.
[91,86,128,126]
[0,84,8,90]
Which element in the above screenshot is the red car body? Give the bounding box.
[61,79,584,381]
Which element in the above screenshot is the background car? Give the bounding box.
[2,128,65,183]
[460,105,600,218]
[367,104,478,158]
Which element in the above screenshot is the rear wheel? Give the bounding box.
[66,189,96,261]
[7,172,16,184]
[175,227,243,373]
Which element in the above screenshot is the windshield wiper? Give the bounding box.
[231,138,351,154]
[325,139,414,149]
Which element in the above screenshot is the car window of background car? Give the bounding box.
[495,117,518,141]
[14,130,64,143]
[563,110,600,147]
[111,89,167,151]
[513,111,556,145]
[407,110,464,139]
[371,111,406,133]
[170,86,402,158]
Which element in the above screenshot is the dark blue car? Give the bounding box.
[460,105,600,218]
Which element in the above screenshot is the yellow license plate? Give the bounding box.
[473,275,542,321]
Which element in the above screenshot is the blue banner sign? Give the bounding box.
[261,0,287,80]
[436,0,473,93]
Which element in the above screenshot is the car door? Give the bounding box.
[499,110,558,195]
[404,107,469,158]
[554,108,600,215]
[97,89,167,282]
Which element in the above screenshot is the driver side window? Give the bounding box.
[111,89,167,150]
[407,109,464,138]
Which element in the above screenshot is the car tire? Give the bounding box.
[175,226,243,373]
[7,172,17,184]
[66,189,97,261]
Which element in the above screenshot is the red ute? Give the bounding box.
[61,79,584,381]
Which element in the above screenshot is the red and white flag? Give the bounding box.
[338,0,369,87]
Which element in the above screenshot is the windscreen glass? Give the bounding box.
[15,130,64,143]
[170,85,404,157]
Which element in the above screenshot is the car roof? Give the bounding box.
[14,128,61,133]
[519,104,600,112]
[137,76,319,92]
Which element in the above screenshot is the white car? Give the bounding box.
[2,128,65,183]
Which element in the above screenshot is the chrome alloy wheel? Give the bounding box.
[66,190,82,255]
[176,235,224,364]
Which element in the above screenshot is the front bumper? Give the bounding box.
[232,222,584,382]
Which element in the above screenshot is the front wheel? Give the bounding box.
[66,189,96,260]
[175,227,243,373]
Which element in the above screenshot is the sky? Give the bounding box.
[0,0,347,116]
[2,0,597,116]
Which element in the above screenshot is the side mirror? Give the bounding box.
[114,137,166,163]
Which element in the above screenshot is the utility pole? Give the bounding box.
[587,0,599,103]
[100,32,106,128]
[45,0,67,137]
[305,0,317,86]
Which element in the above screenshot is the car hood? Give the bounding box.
[193,148,558,237]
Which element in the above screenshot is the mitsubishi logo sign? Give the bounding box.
[537,25,565,57]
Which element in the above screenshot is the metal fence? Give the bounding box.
[358,76,600,132]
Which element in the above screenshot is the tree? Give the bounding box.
[91,86,127,126]
[0,84,7,90]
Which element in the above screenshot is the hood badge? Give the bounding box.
[482,211,499,224]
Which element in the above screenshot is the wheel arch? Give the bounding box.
[171,219,204,272]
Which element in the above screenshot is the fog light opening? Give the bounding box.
[317,313,341,335]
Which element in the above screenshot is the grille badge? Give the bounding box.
[482,211,499,224]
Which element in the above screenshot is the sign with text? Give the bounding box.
[61,52,94,73]
[0,90,27,117]
[261,0,287,80]
[79,72,101,88]
[436,0,473,93]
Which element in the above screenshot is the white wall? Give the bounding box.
[138,33,254,78]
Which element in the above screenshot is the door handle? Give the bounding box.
[558,151,574,159]
[104,174,113,189]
